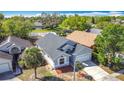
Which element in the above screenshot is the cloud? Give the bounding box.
[108,11,123,16]
[4,11,124,18]
[60,12,123,16]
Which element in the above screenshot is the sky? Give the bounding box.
[0,11,124,18]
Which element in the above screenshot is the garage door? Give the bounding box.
[0,63,10,73]
[75,54,91,62]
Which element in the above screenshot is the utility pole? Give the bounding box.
[73,60,76,81]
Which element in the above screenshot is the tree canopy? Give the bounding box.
[21,47,44,78]
[94,24,124,66]
[2,18,33,38]
[59,15,91,31]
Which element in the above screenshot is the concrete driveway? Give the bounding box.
[0,72,21,81]
[82,61,120,81]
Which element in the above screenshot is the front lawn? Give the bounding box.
[18,66,54,81]
[32,29,52,33]
[116,74,124,81]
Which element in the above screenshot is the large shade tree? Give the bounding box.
[2,18,33,39]
[59,15,91,31]
[94,24,124,66]
[22,47,44,78]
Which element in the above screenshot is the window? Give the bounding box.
[59,57,65,65]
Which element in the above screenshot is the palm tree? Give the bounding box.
[22,47,44,78]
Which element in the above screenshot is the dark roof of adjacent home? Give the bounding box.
[0,51,12,60]
[87,28,102,35]
[0,36,32,48]
[36,33,92,61]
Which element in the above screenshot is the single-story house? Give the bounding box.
[0,36,32,72]
[0,36,32,54]
[66,31,97,48]
[0,51,13,73]
[36,33,92,69]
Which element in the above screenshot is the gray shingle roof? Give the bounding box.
[73,44,92,55]
[36,33,92,61]
[36,34,70,60]
[0,36,32,49]
[88,28,102,35]
[0,51,12,60]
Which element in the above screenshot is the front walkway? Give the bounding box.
[82,61,120,81]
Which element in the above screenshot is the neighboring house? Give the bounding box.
[0,36,32,73]
[0,36,32,54]
[36,33,92,69]
[66,31,97,48]
[86,28,102,35]
[34,21,44,30]
[0,51,13,73]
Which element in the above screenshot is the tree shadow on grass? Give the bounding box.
[37,76,65,81]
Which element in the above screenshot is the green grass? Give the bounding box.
[18,69,34,81]
[32,29,52,33]
[37,67,53,77]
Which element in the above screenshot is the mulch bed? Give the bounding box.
[55,65,73,74]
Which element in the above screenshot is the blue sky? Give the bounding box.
[0,11,124,17]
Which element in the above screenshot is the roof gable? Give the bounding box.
[0,36,32,48]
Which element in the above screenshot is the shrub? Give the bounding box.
[18,60,26,69]
[76,61,85,70]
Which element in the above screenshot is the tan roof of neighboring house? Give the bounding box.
[66,31,97,48]
[0,51,12,60]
